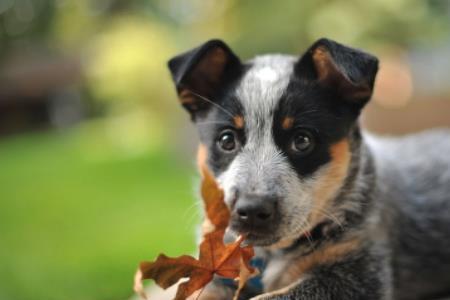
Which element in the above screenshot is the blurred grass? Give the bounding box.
[0,125,199,300]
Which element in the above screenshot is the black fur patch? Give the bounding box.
[195,91,247,176]
[167,39,244,119]
[272,77,356,177]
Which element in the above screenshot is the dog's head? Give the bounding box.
[168,38,378,247]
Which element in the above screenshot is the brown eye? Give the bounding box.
[291,130,315,155]
[218,130,237,152]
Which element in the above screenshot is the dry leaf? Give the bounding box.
[233,257,259,300]
[134,164,256,299]
[200,163,230,232]
[134,231,255,300]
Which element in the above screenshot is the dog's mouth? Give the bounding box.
[229,221,281,247]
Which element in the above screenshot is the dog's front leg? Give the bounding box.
[251,247,391,300]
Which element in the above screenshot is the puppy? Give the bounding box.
[163,38,450,300]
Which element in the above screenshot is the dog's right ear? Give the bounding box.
[168,39,242,119]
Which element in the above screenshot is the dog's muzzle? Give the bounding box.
[230,192,279,236]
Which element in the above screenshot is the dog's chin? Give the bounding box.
[230,224,309,248]
[229,226,281,247]
[244,232,281,247]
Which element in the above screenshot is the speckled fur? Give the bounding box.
[162,39,450,300]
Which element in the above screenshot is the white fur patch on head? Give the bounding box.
[254,66,280,83]
[218,55,296,198]
[237,55,296,121]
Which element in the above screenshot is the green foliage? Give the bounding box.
[0,126,198,300]
[229,0,449,56]
[0,0,55,57]
[2,0,449,108]
[85,16,177,113]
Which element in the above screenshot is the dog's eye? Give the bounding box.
[291,130,315,155]
[217,130,237,152]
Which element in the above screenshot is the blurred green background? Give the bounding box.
[0,1,450,300]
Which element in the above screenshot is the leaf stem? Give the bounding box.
[195,287,205,300]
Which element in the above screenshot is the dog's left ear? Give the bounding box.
[296,38,378,109]
[168,39,242,119]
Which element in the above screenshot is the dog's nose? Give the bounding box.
[234,194,277,227]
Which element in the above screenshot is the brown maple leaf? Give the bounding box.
[134,163,256,299]
[134,230,255,300]
[199,160,230,233]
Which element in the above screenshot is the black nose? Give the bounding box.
[234,194,277,227]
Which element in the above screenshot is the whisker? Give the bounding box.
[186,89,235,118]
[311,206,345,231]
[195,121,231,126]
[182,201,202,220]
[302,218,315,248]
[290,218,315,249]
[186,212,202,228]
[184,202,203,226]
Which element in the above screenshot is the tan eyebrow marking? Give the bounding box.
[233,115,244,129]
[282,117,294,130]
[179,89,195,104]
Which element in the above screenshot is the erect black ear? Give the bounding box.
[168,39,242,118]
[296,38,378,108]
